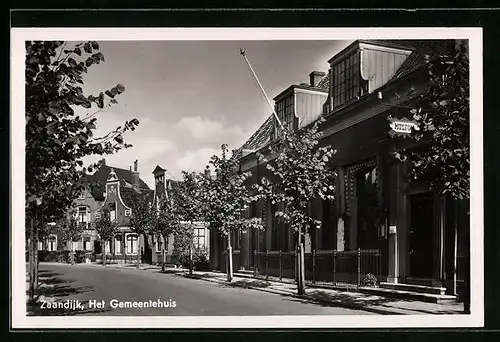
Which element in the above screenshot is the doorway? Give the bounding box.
[408,192,435,278]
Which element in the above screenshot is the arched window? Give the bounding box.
[126,234,138,254]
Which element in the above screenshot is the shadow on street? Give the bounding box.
[27,269,110,316]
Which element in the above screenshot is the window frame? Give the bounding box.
[47,235,57,252]
[155,235,164,253]
[125,233,138,255]
[275,94,296,138]
[331,50,367,109]
[83,236,92,251]
[193,228,206,250]
[78,206,89,229]
[108,202,117,222]
[114,235,123,254]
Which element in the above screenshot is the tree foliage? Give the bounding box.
[153,188,181,243]
[128,196,154,237]
[199,144,264,239]
[25,40,139,229]
[94,205,118,244]
[389,41,470,200]
[256,117,337,241]
[53,210,85,246]
[171,171,206,265]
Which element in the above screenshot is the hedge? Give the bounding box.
[37,250,94,263]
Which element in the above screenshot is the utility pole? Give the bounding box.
[239,48,305,296]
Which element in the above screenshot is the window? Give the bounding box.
[321,199,337,250]
[155,235,163,252]
[356,166,379,249]
[332,51,368,108]
[78,206,89,229]
[47,235,57,252]
[124,209,131,217]
[275,95,296,138]
[193,228,205,250]
[115,235,122,254]
[126,234,138,254]
[271,203,289,251]
[83,236,92,251]
[108,202,117,222]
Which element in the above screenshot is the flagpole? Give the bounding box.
[239,49,285,131]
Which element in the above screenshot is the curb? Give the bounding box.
[181,274,403,315]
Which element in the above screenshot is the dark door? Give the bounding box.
[94,240,101,254]
[409,192,435,278]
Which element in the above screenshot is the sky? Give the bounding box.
[78,40,353,188]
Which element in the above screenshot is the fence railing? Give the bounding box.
[252,248,382,288]
[221,249,241,273]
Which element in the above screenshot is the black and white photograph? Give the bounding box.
[11,27,483,329]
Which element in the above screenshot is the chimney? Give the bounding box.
[132,159,140,189]
[309,71,326,87]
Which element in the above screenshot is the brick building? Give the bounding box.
[210,39,470,299]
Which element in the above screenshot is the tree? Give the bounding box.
[54,210,85,264]
[199,144,263,282]
[175,171,204,275]
[94,205,118,266]
[153,189,181,272]
[25,41,139,301]
[387,40,470,312]
[388,40,469,200]
[128,196,154,268]
[256,117,337,295]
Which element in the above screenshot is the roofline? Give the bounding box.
[327,39,416,64]
[273,84,328,101]
[239,60,430,165]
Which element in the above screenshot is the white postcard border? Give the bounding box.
[10,27,483,329]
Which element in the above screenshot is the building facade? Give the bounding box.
[149,165,209,265]
[211,39,470,298]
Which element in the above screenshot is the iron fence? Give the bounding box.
[221,249,241,273]
[252,248,382,288]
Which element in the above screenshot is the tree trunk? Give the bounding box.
[297,228,305,296]
[189,244,193,275]
[34,223,39,285]
[102,239,107,266]
[28,218,37,303]
[298,242,305,295]
[227,235,233,282]
[71,241,75,265]
[162,234,168,272]
[137,244,141,268]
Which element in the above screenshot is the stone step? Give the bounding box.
[358,287,458,304]
[380,282,447,295]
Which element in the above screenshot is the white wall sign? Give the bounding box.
[388,117,420,138]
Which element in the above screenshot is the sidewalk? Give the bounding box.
[67,262,465,315]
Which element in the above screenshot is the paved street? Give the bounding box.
[31,263,374,316]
